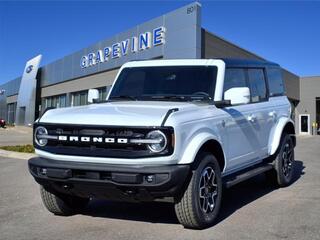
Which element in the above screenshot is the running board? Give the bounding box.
[223,163,273,188]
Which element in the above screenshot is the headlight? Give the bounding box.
[146,130,167,153]
[34,126,48,147]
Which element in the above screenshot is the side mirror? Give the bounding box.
[88,89,99,103]
[224,87,250,105]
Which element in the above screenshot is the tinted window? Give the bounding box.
[45,94,66,109]
[248,69,267,102]
[224,68,247,93]
[72,91,88,106]
[110,66,217,101]
[267,68,285,96]
[98,87,107,101]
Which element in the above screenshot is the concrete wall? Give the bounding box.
[0,77,21,120]
[7,95,18,104]
[41,68,118,98]
[296,76,320,133]
[282,69,300,101]
[202,29,264,60]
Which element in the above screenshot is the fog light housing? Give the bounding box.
[146,130,167,153]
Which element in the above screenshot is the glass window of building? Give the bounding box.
[72,91,88,107]
[98,87,107,101]
[45,94,67,109]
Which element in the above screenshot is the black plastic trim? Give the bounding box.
[161,108,179,126]
[33,123,174,158]
[28,157,190,201]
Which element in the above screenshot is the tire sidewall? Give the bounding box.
[191,153,222,226]
[276,134,295,186]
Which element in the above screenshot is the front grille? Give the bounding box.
[34,123,174,158]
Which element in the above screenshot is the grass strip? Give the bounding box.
[0,144,35,153]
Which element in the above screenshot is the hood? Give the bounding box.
[39,101,199,126]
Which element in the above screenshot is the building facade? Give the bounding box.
[296,76,320,135]
[0,2,310,133]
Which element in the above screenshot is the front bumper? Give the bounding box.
[28,157,190,202]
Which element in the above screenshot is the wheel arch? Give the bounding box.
[179,134,226,173]
[269,118,296,156]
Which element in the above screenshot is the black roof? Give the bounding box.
[220,58,280,68]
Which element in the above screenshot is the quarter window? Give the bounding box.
[247,69,267,102]
[267,68,285,96]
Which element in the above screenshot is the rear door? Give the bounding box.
[247,68,274,158]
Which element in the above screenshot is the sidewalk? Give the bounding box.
[0,149,35,160]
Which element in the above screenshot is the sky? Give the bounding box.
[0,0,319,84]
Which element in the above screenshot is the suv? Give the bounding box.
[29,59,296,229]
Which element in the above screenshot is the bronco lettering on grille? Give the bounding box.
[57,136,127,144]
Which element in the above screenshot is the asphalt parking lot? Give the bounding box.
[0,126,32,146]
[0,136,319,240]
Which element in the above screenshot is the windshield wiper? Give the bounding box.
[151,95,213,102]
[149,95,188,101]
[109,95,137,101]
[189,95,212,101]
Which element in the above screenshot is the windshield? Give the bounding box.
[109,66,217,102]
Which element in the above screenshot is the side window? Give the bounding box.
[247,69,267,103]
[224,68,247,93]
[267,68,285,96]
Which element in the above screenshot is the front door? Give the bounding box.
[224,105,261,172]
[222,68,261,173]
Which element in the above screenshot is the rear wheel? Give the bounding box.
[267,133,295,187]
[174,152,222,229]
[40,186,89,216]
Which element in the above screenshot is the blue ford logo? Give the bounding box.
[26,65,33,73]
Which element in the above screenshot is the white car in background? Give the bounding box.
[29,59,295,229]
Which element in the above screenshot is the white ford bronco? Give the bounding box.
[29,59,296,229]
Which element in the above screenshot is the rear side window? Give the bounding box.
[247,69,267,103]
[224,68,247,92]
[267,68,285,96]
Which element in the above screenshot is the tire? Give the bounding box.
[268,133,295,187]
[174,152,222,229]
[40,186,89,216]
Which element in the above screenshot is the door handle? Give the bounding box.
[247,114,257,123]
[269,111,277,119]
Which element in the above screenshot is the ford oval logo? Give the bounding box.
[26,65,33,73]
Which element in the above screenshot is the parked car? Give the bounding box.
[28,59,296,229]
[0,118,6,128]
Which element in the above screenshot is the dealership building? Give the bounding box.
[0,2,318,134]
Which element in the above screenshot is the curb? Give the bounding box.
[0,149,36,160]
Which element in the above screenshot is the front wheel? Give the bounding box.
[174,152,222,229]
[40,186,89,216]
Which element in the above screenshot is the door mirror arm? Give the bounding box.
[212,100,232,108]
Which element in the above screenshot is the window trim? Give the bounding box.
[265,66,286,97]
[246,67,269,103]
[224,67,270,104]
